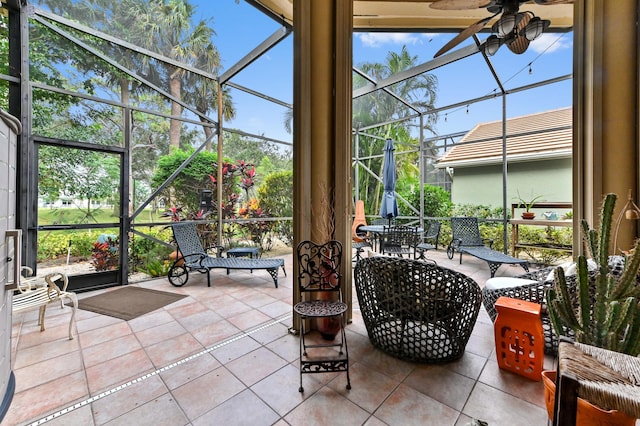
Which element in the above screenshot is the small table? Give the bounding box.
[226,247,260,259]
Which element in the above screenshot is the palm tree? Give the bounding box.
[352,45,438,214]
[137,0,224,150]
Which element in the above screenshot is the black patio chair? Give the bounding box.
[380,225,419,258]
[414,220,441,260]
[293,240,350,393]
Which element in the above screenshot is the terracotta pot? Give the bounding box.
[168,250,184,266]
[521,212,536,220]
[541,370,635,425]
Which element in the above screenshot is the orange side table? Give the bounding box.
[494,296,544,381]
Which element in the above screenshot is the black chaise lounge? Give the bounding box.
[168,222,286,288]
[447,217,529,277]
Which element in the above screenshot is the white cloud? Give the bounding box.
[529,33,573,54]
[356,32,436,48]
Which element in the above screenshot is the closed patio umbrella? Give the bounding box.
[379,138,399,226]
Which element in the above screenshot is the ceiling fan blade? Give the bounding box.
[433,15,494,57]
[429,0,493,10]
[507,11,533,54]
[507,35,530,54]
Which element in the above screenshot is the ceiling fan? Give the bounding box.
[430,0,574,58]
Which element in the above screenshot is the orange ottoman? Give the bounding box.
[494,296,544,381]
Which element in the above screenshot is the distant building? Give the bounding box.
[436,107,572,211]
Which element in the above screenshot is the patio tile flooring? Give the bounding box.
[7,249,559,426]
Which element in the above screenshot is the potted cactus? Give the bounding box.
[543,193,640,424]
[547,192,640,355]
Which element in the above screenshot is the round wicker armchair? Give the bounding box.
[354,256,482,363]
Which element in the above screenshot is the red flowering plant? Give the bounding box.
[153,151,257,249]
[237,197,273,249]
[91,235,119,271]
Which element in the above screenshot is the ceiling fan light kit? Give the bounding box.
[430,0,573,58]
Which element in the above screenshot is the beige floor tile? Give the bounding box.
[10,251,557,426]
[86,348,155,394]
[102,392,188,426]
[159,352,221,390]
[251,364,321,415]
[91,375,168,424]
[82,333,142,368]
[227,308,272,330]
[211,335,261,363]
[239,291,281,309]
[358,346,416,382]
[165,300,209,320]
[375,383,460,426]
[225,346,288,386]
[284,386,371,426]
[44,404,95,426]
[14,349,84,393]
[328,362,400,413]
[403,364,476,411]
[248,321,291,345]
[265,332,301,362]
[478,357,546,408]
[143,332,204,367]
[135,319,188,347]
[15,322,75,350]
[4,370,88,425]
[128,309,175,333]
[79,321,133,348]
[257,299,293,318]
[13,334,80,369]
[462,381,548,425]
[190,318,242,347]
[192,388,279,426]
[175,309,223,333]
[171,366,246,420]
[445,350,489,380]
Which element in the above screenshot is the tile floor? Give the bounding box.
[7,249,558,426]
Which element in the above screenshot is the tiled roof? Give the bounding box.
[436,107,572,167]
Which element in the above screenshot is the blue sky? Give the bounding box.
[195,0,573,145]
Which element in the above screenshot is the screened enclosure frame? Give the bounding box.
[4,1,572,288]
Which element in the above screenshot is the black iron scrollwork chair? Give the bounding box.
[381,225,419,258]
[293,240,351,393]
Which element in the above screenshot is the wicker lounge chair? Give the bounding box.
[354,256,481,363]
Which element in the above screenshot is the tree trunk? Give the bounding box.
[169,72,182,150]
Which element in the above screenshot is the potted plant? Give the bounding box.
[514,190,544,219]
[544,192,640,424]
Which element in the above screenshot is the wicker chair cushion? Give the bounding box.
[354,256,481,363]
[484,277,538,290]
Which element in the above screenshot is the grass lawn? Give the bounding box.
[38,207,167,225]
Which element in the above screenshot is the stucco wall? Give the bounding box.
[449,158,572,211]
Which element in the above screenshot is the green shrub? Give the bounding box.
[258,171,293,246]
[143,259,171,277]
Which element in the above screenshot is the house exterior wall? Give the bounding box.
[450,158,572,212]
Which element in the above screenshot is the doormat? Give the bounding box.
[76,286,187,321]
